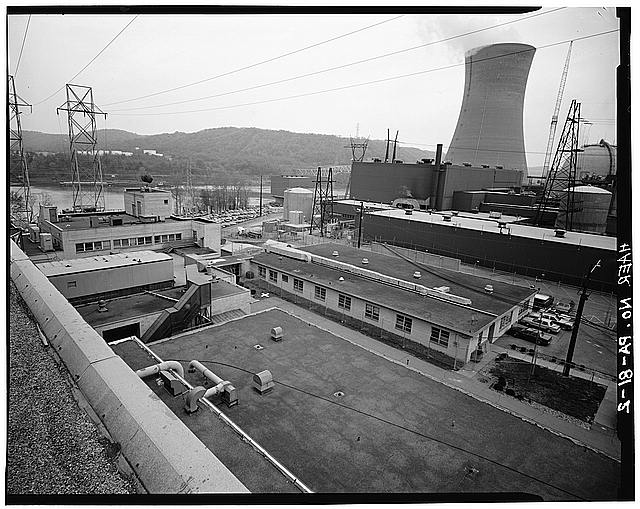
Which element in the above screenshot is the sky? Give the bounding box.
[7,6,620,168]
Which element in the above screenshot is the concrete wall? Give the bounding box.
[212,286,252,315]
[364,214,615,291]
[9,241,248,494]
[441,167,524,210]
[47,258,174,302]
[192,220,221,252]
[94,312,163,340]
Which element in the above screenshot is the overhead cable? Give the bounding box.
[109,7,566,112]
[110,28,619,117]
[14,15,31,78]
[103,14,404,107]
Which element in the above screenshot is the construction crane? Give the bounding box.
[541,41,573,179]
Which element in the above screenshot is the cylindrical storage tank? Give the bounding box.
[289,210,304,225]
[283,187,313,222]
[558,185,612,234]
[445,43,536,173]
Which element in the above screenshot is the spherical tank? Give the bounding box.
[283,187,313,222]
[563,185,612,234]
[576,140,616,180]
[445,43,536,172]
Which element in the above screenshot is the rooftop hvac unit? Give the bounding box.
[443,215,452,222]
[39,232,54,252]
[495,165,504,169]
[434,286,451,293]
[160,370,187,396]
[28,225,40,243]
[422,158,434,164]
[555,229,566,238]
[361,258,369,265]
[393,159,404,164]
[413,271,422,279]
[484,284,494,293]
[489,211,502,219]
[482,164,490,168]
[451,211,459,216]
[253,370,274,394]
[109,216,124,226]
[270,326,283,342]
[332,250,339,257]
[463,162,472,167]
[405,209,413,215]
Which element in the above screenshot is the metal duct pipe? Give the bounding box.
[204,381,230,398]
[430,143,443,209]
[188,359,224,385]
[136,361,184,379]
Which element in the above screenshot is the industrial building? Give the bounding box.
[445,43,535,173]
[36,250,175,304]
[362,209,616,291]
[32,188,221,260]
[270,175,313,204]
[250,241,535,368]
[349,159,523,210]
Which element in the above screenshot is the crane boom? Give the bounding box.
[541,41,573,178]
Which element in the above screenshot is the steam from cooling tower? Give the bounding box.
[445,43,536,173]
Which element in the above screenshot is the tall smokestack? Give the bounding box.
[445,43,535,172]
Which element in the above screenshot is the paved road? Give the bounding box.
[250,295,620,461]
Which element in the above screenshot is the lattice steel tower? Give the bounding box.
[534,99,583,230]
[57,84,107,212]
[310,166,334,236]
[8,75,33,222]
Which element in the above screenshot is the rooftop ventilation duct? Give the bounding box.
[270,326,283,342]
[136,361,185,379]
[188,360,237,407]
[253,370,275,394]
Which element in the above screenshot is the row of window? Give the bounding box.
[76,233,184,253]
[499,311,514,331]
[257,265,456,346]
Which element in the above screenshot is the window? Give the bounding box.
[75,243,84,253]
[164,199,169,205]
[168,234,176,242]
[161,235,169,243]
[138,237,145,245]
[293,278,304,293]
[395,314,412,334]
[67,281,77,289]
[258,266,266,279]
[314,286,326,301]
[176,233,182,240]
[338,294,351,311]
[268,269,278,283]
[365,302,379,321]
[518,305,528,317]
[430,327,450,347]
[121,238,130,247]
[102,240,110,249]
[84,242,94,251]
[500,313,512,330]
[282,274,289,283]
[154,235,161,243]
[114,239,122,248]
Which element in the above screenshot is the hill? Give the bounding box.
[20,127,434,183]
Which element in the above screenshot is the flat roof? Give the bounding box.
[253,252,496,334]
[47,213,185,231]
[333,199,395,209]
[76,291,174,327]
[114,309,618,497]
[300,243,534,317]
[110,338,297,493]
[368,209,616,251]
[124,187,171,194]
[37,251,173,277]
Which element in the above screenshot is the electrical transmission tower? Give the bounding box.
[184,158,195,214]
[310,166,334,237]
[344,123,369,199]
[541,42,572,179]
[8,75,33,223]
[57,84,107,212]
[534,99,583,230]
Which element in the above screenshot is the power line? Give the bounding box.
[109,7,566,112]
[179,358,585,500]
[110,28,619,117]
[103,15,405,107]
[14,15,31,77]
[33,15,139,106]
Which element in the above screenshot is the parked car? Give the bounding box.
[540,312,574,330]
[508,324,553,346]
[554,302,573,314]
[519,316,561,334]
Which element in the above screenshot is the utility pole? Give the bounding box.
[563,259,601,377]
[357,201,364,248]
[259,175,263,217]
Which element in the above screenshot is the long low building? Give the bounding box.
[250,242,535,368]
[363,209,616,291]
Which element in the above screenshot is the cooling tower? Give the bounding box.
[445,43,536,172]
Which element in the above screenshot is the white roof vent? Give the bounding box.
[97,300,108,313]
[362,258,369,265]
[270,326,283,342]
[484,284,494,293]
[434,286,450,293]
[332,250,339,257]
[253,370,274,395]
[338,276,345,282]
[413,271,422,279]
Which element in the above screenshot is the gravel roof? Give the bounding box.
[7,282,137,496]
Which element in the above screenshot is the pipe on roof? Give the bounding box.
[136,360,184,379]
[188,359,224,385]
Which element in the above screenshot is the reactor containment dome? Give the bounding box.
[445,43,536,173]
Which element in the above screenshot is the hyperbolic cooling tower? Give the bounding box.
[445,43,536,172]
